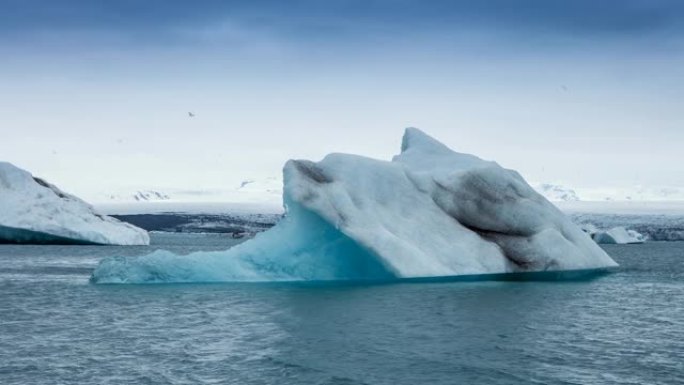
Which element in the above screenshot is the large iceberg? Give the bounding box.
[91,128,616,283]
[0,162,149,245]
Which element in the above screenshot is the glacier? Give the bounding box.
[91,128,616,283]
[0,162,149,245]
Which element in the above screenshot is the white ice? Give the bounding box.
[92,128,616,283]
[0,162,149,245]
[592,227,646,244]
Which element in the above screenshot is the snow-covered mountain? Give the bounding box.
[532,183,684,202]
[533,183,580,202]
[577,186,684,202]
[103,190,171,202]
[91,177,283,205]
[132,190,170,201]
[85,176,684,219]
[237,177,282,195]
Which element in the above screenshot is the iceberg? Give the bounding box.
[592,227,646,244]
[573,213,684,241]
[580,223,646,244]
[0,162,149,245]
[91,128,616,283]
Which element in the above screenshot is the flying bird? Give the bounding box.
[188,112,195,117]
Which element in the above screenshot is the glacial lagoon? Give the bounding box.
[1,233,682,384]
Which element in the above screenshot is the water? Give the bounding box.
[1,234,682,384]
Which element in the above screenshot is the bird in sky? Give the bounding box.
[188,112,195,117]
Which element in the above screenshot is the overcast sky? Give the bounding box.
[1,0,682,195]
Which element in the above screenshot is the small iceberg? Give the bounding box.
[91,128,616,283]
[0,162,149,245]
[593,227,646,244]
[580,223,646,244]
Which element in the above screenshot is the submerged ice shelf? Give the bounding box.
[91,128,616,283]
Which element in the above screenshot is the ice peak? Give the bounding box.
[400,127,451,154]
[395,128,489,171]
[0,162,34,190]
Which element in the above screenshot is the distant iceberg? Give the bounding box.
[0,162,149,245]
[92,128,616,283]
[592,227,646,244]
[580,223,646,244]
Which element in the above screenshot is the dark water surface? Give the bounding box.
[1,234,682,384]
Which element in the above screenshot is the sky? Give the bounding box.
[1,0,683,198]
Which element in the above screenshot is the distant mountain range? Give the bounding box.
[86,179,684,205]
[533,184,580,202]
[532,183,684,202]
[130,190,171,201]
[98,190,172,202]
